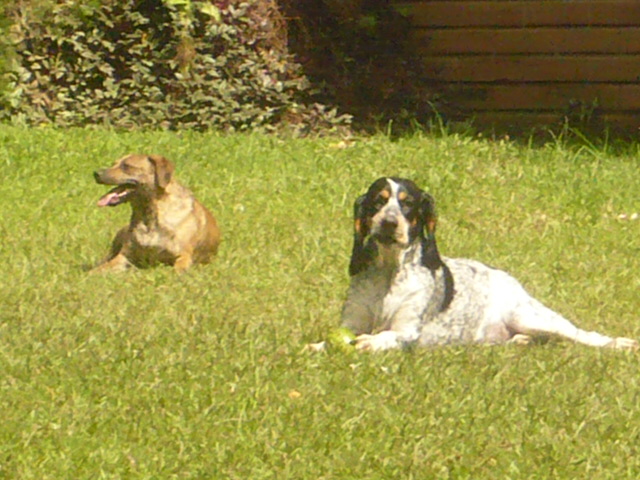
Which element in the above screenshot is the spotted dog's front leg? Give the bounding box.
[304,289,376,352]
[355,331,403,351]
[340,295,376,336]
[355,304,422,352]
[355,326,422,351]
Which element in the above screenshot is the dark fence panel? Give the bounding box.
[393,0,640,131]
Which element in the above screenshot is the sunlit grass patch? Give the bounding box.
[1,126,640,478]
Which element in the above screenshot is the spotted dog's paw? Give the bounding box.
[606,337,639,351]
[355,331,401,352]
[508,334,533,346]
[304,341,327,352]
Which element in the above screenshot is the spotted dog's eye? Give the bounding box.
[400,196,416,213]
[373,195,388,209]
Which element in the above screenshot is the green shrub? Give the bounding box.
[1,0,350,133]
[0,0,15,98]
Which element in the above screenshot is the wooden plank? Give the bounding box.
[422,55,640,82]
[413,27,640,55]
[394,1,640,28]
[439,84,640,111]
[466,111,640,132]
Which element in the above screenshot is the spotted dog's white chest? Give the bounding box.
[380,268,430,328]
[341,264,432,335]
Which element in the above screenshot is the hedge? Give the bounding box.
[1,0,351,133]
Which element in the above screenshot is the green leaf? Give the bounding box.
[198,3,221,22]
[164,0,191,7]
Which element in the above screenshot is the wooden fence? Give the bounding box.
[391,0,640,132]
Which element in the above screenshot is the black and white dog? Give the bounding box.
[336,177,637,351]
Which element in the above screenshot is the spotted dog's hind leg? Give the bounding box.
[507,297,638,350]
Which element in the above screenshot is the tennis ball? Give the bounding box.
[327,327,357,351]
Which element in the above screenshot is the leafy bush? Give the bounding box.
[1,0,350,133]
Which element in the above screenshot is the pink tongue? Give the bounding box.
[97,191,123,207]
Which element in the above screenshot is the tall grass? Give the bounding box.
[1,126,640,478]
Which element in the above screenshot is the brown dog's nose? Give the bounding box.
[94,170,104,183]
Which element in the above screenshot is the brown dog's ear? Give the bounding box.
[349,194,373,276]
[149,155,174,190]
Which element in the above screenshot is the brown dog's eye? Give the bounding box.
[121,163,132,173]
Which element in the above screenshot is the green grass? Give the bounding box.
[1,126,640,479]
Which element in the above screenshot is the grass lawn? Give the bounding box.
[1,125,640,478]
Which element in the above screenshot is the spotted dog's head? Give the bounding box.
[349,177,445,276]
[94,154,175,207]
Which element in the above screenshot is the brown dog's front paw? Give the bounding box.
[174,254,194,273]
[89,254,132,274]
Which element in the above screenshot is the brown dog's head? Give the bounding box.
[94,154,175,207]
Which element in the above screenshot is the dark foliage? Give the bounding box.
[281,0,439,132]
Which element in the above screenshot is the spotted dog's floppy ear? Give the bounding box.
[149,155,174,190]
[420,191,454,310]
[419,192,441,269]
[349,194,373,276]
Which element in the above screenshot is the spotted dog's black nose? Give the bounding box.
[379,217,399,233]
[375,217,399,244]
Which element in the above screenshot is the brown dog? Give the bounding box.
[92,154,220,273]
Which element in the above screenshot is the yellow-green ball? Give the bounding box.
[327,327,357,351]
